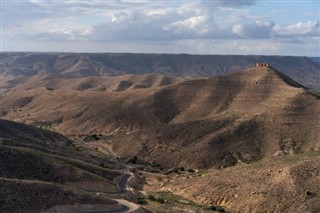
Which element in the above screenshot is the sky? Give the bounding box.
[1,0,319,56]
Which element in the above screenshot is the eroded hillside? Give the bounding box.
[0,119,128,213]
[1,66,319,169]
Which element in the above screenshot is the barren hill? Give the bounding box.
[1,52,319,88]
[0,119,124,212]
[156,152,320,213]
[2,66,319,169]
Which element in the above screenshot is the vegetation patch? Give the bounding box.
[137,197,148,205]
[83,134,100,142]
[164,167,195,175]
[147,191,197,206]
[39,123,54,131]
[127,156,164,170]
[146,191,228,212]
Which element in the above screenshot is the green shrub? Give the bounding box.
[156,197,165,204]
[83,134,100,142]
[147,194,156,201]
[137,198,148,205]
[188,168,195,173]
[209,206,217,210]
[217,207,225,212]
[305,191,314,196]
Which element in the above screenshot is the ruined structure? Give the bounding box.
[256,63,269,67]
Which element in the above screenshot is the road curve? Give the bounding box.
[81,147,141,213]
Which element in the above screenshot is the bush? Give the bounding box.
[92,134,100,140]
[188,168,195,173]
[217,207,225,212]
[209,206,217,211]
[305,191,314,196]
[147,194,156,201]
[164,167,180,175]
[83,134,100,142]
[137,198,148,205]
[156,197,165,204]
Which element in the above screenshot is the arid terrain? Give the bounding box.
[0,119,150,213]
[1,54,319,213]
[1,53,319,89]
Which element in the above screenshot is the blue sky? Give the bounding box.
[1,0,319,56]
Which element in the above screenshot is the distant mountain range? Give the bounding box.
[1,52,319,89]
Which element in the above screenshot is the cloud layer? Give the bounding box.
[2,0,320,56]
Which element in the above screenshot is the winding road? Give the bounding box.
[81,147,140,213]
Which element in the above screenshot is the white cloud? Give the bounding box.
[163,15,210,36]
[232,21,275,39]
[273,21,320,37]
[2,0,319,56]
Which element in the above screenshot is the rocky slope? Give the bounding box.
[2,66,319,169]
[159,152,320,213]
[0,119,123,213]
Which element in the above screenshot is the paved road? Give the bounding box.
[119,174,131,193]
[81,147,140,213]
[80,205,129,213]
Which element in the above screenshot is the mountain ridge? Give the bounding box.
[1,52,319,89]
[1,65,319,169]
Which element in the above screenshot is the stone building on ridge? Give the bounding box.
[256,63,269,67]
